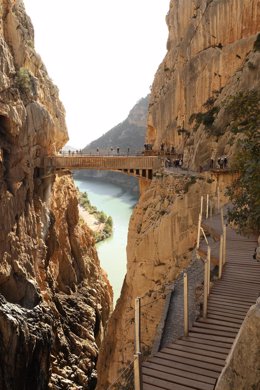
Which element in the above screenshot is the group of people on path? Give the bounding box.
[210,156,228,169]
[165,156,183,168]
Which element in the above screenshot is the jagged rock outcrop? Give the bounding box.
[0,1,112,389]
[215,298,260,390]
[97,0,260,387]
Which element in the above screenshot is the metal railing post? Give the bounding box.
[134,297,142,390]
[183,272,189,337]
[203,259,208,319]
[196,214,202,249]
[218,235,223,279]
[217,186,220,212]
[207,246,211,296]
[134,353,142,390]
[200,196,204,216]
[223,225,227,264]
[221,208,224,231]
[206,194,209,219]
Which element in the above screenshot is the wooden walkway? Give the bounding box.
[142,214,260,390]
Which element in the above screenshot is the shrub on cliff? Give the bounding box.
[225,90,260,233]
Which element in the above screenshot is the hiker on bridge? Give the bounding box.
[96,147,99,155]
[160,143,165,154]
[117,147,120,155]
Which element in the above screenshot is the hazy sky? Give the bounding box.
[23,0,169,148]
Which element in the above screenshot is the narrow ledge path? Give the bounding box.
[142,213,260,390]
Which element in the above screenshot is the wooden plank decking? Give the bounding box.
[142,214,260,390]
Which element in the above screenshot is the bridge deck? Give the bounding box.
[44,155,162,171]
[142,215,259,390]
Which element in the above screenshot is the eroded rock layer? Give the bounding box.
[0,1,112,389]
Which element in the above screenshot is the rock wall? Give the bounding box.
[147,0,260,169]
[215,298,260,390]
[97,0,260,387]
[0,1,112,389]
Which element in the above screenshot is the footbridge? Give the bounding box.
[43,155,162,180]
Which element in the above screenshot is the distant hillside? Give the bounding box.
[74,96,149,193]
[83,95,149,154]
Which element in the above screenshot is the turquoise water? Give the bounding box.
[74,178,138,304]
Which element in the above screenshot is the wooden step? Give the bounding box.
[208,297,251,309]
[211,286,258,297]
[142,374,214,390]
[143,361,217,385]
[192,321,239,333]
[175,339,230,354]
[182,335,233,349]
[209,293,255,305]
[155,351,224,372]
[142,367,215,390]
[160,347,225,366]
[144,355,219,379]
[207,307,246,319]
[187,331,234,344]
[190,326,237,338]
[207,312,243,324]
[166,343,227,360]
[197,317,241,329]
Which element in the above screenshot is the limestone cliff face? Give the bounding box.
[0,1,112,389]
[147,0,259,169]
[97,0,259,388]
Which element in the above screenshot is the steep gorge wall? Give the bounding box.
[0,1,112,389]
[147,0,259,169]
[97,0,260,387]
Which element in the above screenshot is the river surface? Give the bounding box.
[74,177,138,304]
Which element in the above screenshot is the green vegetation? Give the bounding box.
[189,95,223,136]
[225,90,260,234]
[78,191,113,242]
[16,67,32,93]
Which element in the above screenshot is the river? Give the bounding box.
[74,177,138,304]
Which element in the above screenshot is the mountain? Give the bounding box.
[83,95,149,154]
[74,96,149,192]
